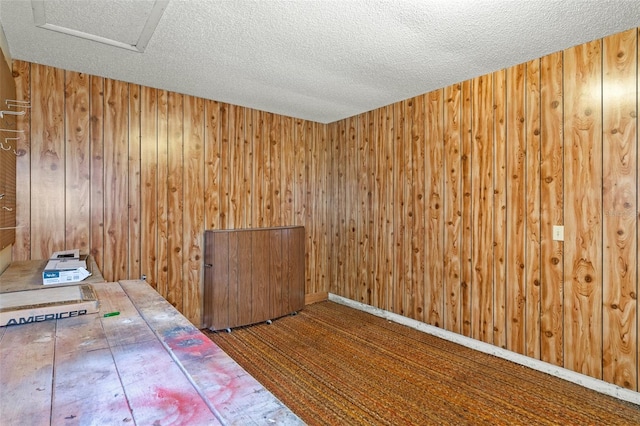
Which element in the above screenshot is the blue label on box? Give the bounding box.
[43,271,60,278]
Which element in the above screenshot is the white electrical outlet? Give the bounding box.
[552,225,564,241]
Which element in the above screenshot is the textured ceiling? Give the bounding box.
[1,0,639,123]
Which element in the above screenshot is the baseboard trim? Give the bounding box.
[328,293,640,406]
[305,291,328,305]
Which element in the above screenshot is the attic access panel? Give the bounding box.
[31,0,168,52]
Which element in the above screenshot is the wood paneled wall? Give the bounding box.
[11,61,330,326]
[12,27,639,391]
[328,28,639,391]
[0,47,16,251]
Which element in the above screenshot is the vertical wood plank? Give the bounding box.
[409,95,426,320]
[293,118,308,292]
[312,122,328,295]
[290,226,306,311]
[252,230,270,323]
[89,76,105,272]
[444,85,461,333]
[203,232,212,328]
[156,90,169,298]
[219,104,229,229]
[103,79,129,281]
[333,119,346,296]
[357,113,370,304]
[293,118,307,229]
[563,40,603,378]
[282,116,294,226]
[239,106,251,228]
[305,119,316,294]
[140,86,158,289]
[346,115,358,302]
[392,102,406,315]
[11,60,31,260]
[227,104,239,228]
[506,63,527,354]
[375,106,394,311]
[471,74,494,343]
[183,95,205,325]
[602,29,637,390]
[252,110,266,228]
[460,80,473,338]
[236,230,252,326]
[245,110,255,228]
[64,71,90,253]
[269,229,283,318]
[426,92,444,326]
[128,84,141,280]
[540,51,564,366]
[228,230,239,328]
[525,58,542,359]
[167,91,183,310]
[635,28,640,391]
[637,26,640,393]
[31,64,65,259]
[402,101,416,319]
[211,232,229,330]
[493,69,507,348]
[269,113,282,226]
[204,100,221,230]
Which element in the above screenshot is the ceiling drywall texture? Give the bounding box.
[1,0,639,123]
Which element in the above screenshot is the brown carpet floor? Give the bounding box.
[206,301,640,425]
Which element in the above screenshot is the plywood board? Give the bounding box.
[0,256,104,293]
[0,284,98,326]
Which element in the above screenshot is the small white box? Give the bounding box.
[43,249,91,285]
